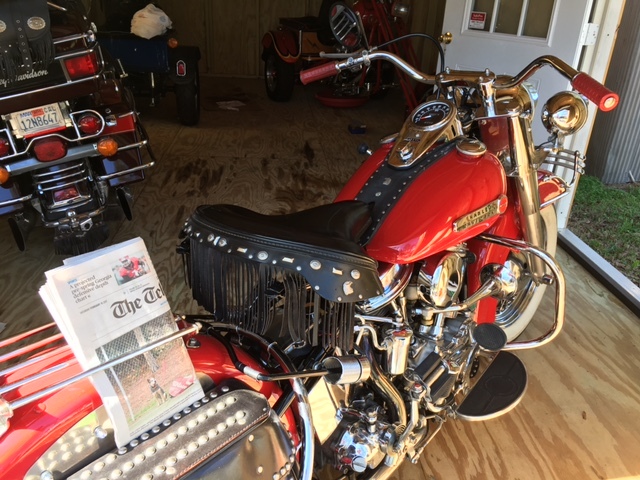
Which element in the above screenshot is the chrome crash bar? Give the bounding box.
[479,234,566,350]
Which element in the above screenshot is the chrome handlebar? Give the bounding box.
[301,50,619,112]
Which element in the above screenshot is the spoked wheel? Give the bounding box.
[494,206,558,341]
[264,48,295,102]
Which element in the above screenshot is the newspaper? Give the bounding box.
[39,237,203,447]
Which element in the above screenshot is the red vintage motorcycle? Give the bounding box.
[0,41,617,479]
[262,0,424,109]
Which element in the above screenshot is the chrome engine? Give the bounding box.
[311,247,518,476]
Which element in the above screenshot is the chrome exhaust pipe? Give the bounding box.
[8,210,37,252]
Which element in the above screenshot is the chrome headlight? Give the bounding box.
[541,91,588,135]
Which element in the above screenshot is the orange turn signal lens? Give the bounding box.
[97,137,118,157]
[167,37,178,48]
[0,167,9,185]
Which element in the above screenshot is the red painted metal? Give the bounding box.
[338,144,507,264]
[538,169,567,205]
[338,139,561,323]
[262,30,300,62]
[1,333,298,479]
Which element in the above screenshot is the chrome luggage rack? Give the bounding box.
[540,146,586,188]
[0,319,201,436]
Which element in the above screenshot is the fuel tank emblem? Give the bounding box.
[453,195,508,232]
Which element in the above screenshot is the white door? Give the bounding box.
[441,0,593,143]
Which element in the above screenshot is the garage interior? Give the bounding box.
[1,1,639,479]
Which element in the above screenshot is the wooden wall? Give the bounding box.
[156,0,323,76]
[108,0,446,77]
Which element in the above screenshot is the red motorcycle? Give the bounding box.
[262,0,424,109]
[0,41,617,479]
[0,1,154,255]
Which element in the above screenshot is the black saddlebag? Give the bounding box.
[68,388,297,479]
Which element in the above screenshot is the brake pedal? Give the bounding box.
[457,351,527,421]
[473,323,507,352]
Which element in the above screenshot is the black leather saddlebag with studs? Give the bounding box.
[68,387,298,480]
[178,202,383,351]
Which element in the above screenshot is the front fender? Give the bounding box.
[262,30,300,63]
[468,171,564,324]
[538,169,568,207]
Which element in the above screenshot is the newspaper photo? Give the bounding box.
[39,237,204,447]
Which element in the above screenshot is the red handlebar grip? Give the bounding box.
[300,61,340,85]
[572,72,619,112]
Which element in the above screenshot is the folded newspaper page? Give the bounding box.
[39,237,204,447]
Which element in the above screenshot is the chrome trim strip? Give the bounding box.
[478,234,565,350]
[0,361,71,396]
[0,322,56,349]
[0,194,33,208]
[0,332,64,365]
[32,162,86,180]
[37,171,87,190]
[41,205,106,227]
[0,346,71,378]
[540,190,570,209]
[5,323,201,412]
[96,159,155,181]
[0,74,101,103]
[52,31,94,45]
[6,138,146,177]
[117,138,148,152]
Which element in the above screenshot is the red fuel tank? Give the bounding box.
[336,140,507,264]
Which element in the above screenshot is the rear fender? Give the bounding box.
[262,30,300,63]
[168,45,201,85]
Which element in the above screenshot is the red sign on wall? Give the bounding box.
[469,11,487,30]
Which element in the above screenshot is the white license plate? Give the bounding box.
[9,103,67,138]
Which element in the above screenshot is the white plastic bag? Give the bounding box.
[130,4,173,39]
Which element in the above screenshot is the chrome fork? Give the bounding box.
[506,114,548,281]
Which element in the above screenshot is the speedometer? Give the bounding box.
[411,100,454,130]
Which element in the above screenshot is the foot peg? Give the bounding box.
[457,351,527,421]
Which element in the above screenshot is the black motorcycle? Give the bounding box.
[0,0,154,254]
